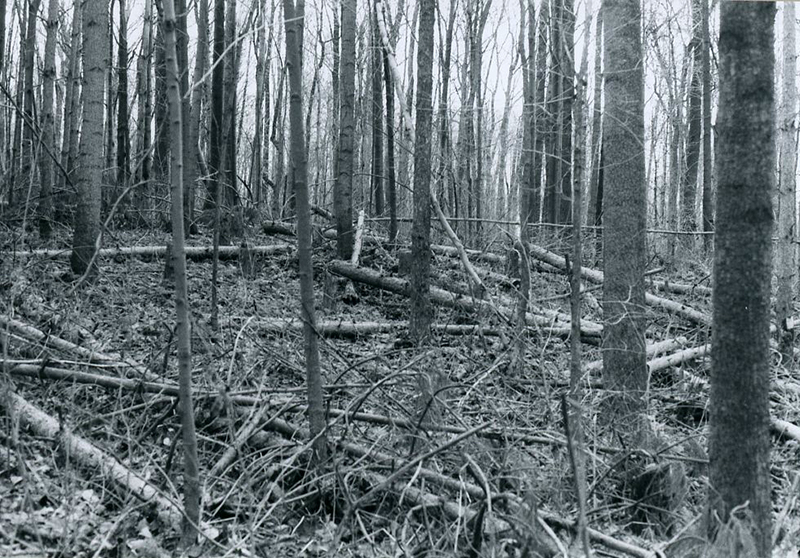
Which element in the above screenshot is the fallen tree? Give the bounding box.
[328,260,603,341]
[7,243,294,261]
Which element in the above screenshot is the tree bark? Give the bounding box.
[710,3,775,555]
[283,0,327,464]
[601,0,648,440]
[70,0,107,276]
[776,4,796,364]
[335,0,357,260]
[370,6,384,217]
[37,0,59,239]
[700,0,713,250]
[116,0,130,207]
[409,0,435,344]
[161,0,200,541]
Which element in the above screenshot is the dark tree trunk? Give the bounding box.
[116,0,130,202]
[370,6,384,217]
[710,4,775,555]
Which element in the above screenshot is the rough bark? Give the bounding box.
[335,0,357,260]
[700,0,713,249]
[777,4,796,364]
[709,4,775,555]
[189,0,209,209]
[70,0,107,276]
[133,0,153,221]
[682,0,702,234]
[21,0,42,210]
[409,0,435,344]
[38,0,59,239]
[116,0,130,204]
[370,6,384,216]
[601,0,648,439]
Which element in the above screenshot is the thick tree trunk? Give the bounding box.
[71,0,108,276]
[601,0,648,440]
[710,3,775,555]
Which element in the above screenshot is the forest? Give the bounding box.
[0,0,797,556]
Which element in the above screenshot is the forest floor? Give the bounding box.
[1,221,799,558]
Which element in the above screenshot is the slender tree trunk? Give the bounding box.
[175,0,194,231]
[189,0,209,209]
[104,0,116,211]
[335,0,356,260]
[222,0,238,209]
[710,4,775,555]
[601,0,647,441]
[383,49,397,242]
[410,0,434,344]
[530,0,547,229]
[283,0,327,464]
[154,25,170,217]
[116,0,130,209]
[208,0,225,209]
[252,0,266,207]
[22,0,42,213]
[134,0,153,222]
[519,0,535,243]
[558,0,574,225]
[71,0,108,276]
[161,0,200,541]
[700,0,712,250]
[370,6,384,216]
[38,0,59,239]
[777,4,796,364]
[60,3,82,205]
[586,8,602,229]
[683,0,702,236]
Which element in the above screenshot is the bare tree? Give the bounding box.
[38,0,59,239]
[410,0,434,344]
[70,0,108,275]
[161,0,200,542]
[335,0,356,260]
[777,4,796,364]
[709,3,775,555]
[283,0,327,464]
[601,0,647,440]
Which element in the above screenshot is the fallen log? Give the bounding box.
[583,336,690,375]
[254,318,507,338]
[527,243,711,327]
[4,390,185,530]
[328,260,602,340]
[7,243,294,261]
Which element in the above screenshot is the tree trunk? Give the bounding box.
[682,0,702,235]
[161,0,200,541]
[59,1,82,206]
[558,0,574,225]
[283,0,327,464]
[37,0,59,239]
[700,0,713,250]
[208,0,225,210]
[370,6,384,217]
[189,0,209,209]
[519,0,535,242]
[71,0,108,276]
[335,0,356,260]
[134,0,153,222]
[383,49,397,242]
[252,0,266,207]
[409,0,434,344]
[222,0,238,209]
[116,0,130,208]
[710,3,775,555]
[777,4,796,364]
[601,0,647,440]
[22,0,42,212]
[586,8,602,229]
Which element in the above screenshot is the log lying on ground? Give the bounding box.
[261,221,296,236]
[255,318,507,338]
[527,243,711,327]
[583,336,690,375]
[4,391,185,530]
[7,243,294,261]
[328,260,602,340]
[0,314,150,377]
